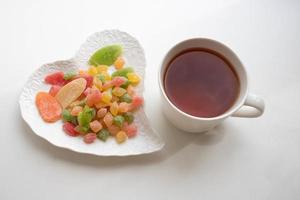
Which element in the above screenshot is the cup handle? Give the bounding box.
[232,93,265,118]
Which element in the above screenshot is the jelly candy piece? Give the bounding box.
[36,92,62,123]
[49,85,61,97]
[119,93,132,103]
[108,125,120,136]
[79,70,87,75]
[96,65,108,73]
[102,81,113,91]
[112,76,126,87]
[111,95,119,102]
[130,96,144,110]
[113,115,125,128]
[83,88,91,96]
[88,66,98,76]
[110,101,119,116]
[120,79,130,89]
[89,45,122,66]
[112,87,127,97]
[55,78,87,108]
[69,100,86,108]
[101,91,112,104]
[126,85,135,96]
[118,102,130,113]
[89,120,103,133]
[127,72,140,85]
[95,101,109,109]
[97,108,107,118]
[86,88,102,107]
[123,112,134,124]
[123,123,137,138]
[77,106,95,131]
[75,74,93,88]
[74,125,89,134]
[112,67,134,78]
[62,109,77,124]
[83,133,97,144]
[96,74,106,83]
[63,122,80,137]
[44,71,65,86]
[97,129,110,141]
[114,57,125,70]
[103,112,113,127]
[100,71,111,81]
[93,76,102,90]
[71,106,83,116]
[116,131,127,143]
[64,72,77,80]
[36,92,62,122]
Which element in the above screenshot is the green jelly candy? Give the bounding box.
[89,45,122,66]
[77,99,86,107]
[97,74,106,83]
[113,115,125,128]
[76,125,89,133]
[62,109,77,124]
[63,72,77,80]
[120,79,130,89]
[97,129,110,141]
[123,112,134,124]
[119,93,132,103]
[77,106,95,130]
[112,67,134,78]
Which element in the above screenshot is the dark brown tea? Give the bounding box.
[164,48,240,118]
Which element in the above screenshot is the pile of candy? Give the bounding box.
[35,45,143,144]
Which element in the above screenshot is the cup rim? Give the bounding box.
[158,37,248,121]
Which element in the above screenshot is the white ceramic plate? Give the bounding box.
[19,30,164,156]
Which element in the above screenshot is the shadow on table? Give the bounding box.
[19,108,227,169]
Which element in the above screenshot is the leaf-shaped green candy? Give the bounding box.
[89,45,122,66]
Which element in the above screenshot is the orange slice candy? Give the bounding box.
[36,92,62,122]
[55,78,87,108]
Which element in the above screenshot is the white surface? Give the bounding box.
[0,0,299,199]
[19,30,164,156]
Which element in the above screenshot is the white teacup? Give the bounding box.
[158,38,265,133]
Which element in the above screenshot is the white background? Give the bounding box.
[1,0,299,199]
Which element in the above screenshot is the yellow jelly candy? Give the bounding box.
[127,72,140,84]
[127,85,135,96]
[111,95,119,102]
[88,66,98,76]
[100,71,111,81]
[110,101,119,116]
[116,131,127,144]
[112,87,127,97]
[93,77,102,90]
[55,78,87,108]
[114,57,125,70]
[101,91,112,104]
[95,102,110,109]
[102,81,113,91]
[79,70,87,75]
[96,65,108,73]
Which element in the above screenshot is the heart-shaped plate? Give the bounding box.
[19,30,164,156]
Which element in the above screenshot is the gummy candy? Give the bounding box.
[116,131,127,143]
[114,57,125,70]
[113,115,125,128]
[97,129,110,141]
[36,92,62,123]
[55,78,87,108]
[89,45,122,66]
[112,87,127,97]
[89,120,103,133]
